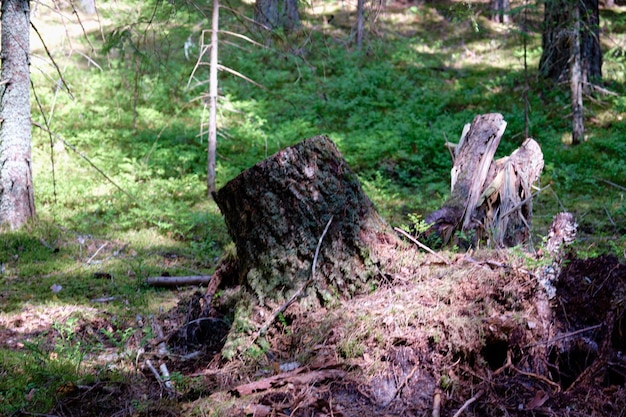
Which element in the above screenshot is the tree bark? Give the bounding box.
[254,0,301,33]
[539,0,602,84]
[214,136,400,307]
[570,2,584,144]
[207,0,219,196]
[426,114,543,248]
[356,0,365,47]
[490,0,510,23]
[0,0,35,229]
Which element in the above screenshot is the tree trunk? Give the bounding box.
[426,114,543,248]
[0,0,35,229]
[283,0,301,32]
[539,0,602,84]
[356,0,365,47]
[570,2,584,144]
[490,0,510,23]
[214,136,400,307]
[254,0,301,33]
[207,0,219,196]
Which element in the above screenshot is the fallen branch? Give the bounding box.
[391,364,419,401]
[230,367,346,397]
[452,390,483,417]
[145,275,213,287]
[394,227,450,265]
[523,323,603,348]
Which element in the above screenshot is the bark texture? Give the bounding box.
[0,0,35,229]
[254,0,301,33]
[426,114,543,248]
[539,0,602,84]
[490,0,510,23]
[214,136,399,307]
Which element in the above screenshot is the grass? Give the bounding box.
[1,0,625,414]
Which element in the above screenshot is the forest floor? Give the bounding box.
[2,247,624,416]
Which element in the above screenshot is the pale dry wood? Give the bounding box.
[231,367,347,397]
[145,275,213,287]
[394,227,450,265]
[452,390,483,417]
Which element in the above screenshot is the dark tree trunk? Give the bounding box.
[490,0,510,23]
[0,0,35,229]
[539,0,602,84]
[214,136,400,307]
[254,0,301,33]
[426,114,543,248]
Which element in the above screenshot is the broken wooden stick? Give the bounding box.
[145,275,213,287]
[452,390,483,417]
[230,366,346,397]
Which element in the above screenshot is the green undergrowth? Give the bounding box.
[2,0,626,414]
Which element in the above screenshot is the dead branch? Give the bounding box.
[394,227,450,265]
[145,275,213,287]
[230,367,346,397]
[523,323,603,348]
[391,364,419,401]
[452,390,483,417]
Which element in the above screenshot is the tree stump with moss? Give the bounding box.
[214,135,401,308]
[426,113,544,248]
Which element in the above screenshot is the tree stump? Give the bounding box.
[426,113,544,248]
[214,135,400,307]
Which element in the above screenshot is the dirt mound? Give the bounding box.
[44,253,625,417]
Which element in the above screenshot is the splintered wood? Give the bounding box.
[426,113,544,248]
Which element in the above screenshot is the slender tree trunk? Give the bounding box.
[0,0,35,229]
[490,0,510,23]
[208,0,219,196]
[356,0,365,47]
[570,3,584,144]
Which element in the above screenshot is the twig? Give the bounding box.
[145,359,163,383]
[391,364,418,401]
[394,227,450,265]
[86,242,108,264]
[30,22,74,99]
[452,390,483,417]
[150,317,169,357]
[512,365,562,393]
[159,363,174,390]
[523,323,603,348]
[32,122,135,201]
[30,79,57,204]
[595,177,626,192]
[249,216,333,345]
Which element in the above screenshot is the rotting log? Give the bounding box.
[426,113,543,248]
[213,135,401,307]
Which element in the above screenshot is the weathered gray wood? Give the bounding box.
[427,114,544,248]
[145,276,213,287]
[427,113,507,244]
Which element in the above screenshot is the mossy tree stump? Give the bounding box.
[214,136,400,307]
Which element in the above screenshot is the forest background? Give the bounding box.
[1,0,625,414]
